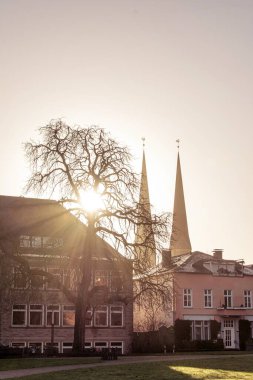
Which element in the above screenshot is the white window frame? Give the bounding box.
[224,290,233,308]
[110,341,123,354]
[110,271,123,292]
[94,270,109,287]
[183,289,192,308]
[46,305,60,327]
[191,320,210,341]
[244,290,252,308]
[62,342,73,353]
[85,308,93,326]
[62,305,75,327]
[13,268,27,289]
[12,304,27,327]
[29,304,44,327]
[28,342,43,354]
[11,342,26,348]
[94,306,108,327]
[94,341,108,351]
[20,235,31,248]
[204,289,213,308]
[110,306,123,327]
[45,342,60,353]
[42,236,63,249]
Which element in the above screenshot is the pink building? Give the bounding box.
[164,249,253,349]
[166,152,253,349]
[135,148,253,350]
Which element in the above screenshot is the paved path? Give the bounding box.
[1,354,253,379]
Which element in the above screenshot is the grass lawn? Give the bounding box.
[6,355,253,380]
[0,357,100,371]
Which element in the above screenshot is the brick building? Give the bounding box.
[0,195,133,354]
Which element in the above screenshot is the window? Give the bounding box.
[110,341,123,354]
[30,267,44,289]
[94,341,108,351]
[110,306,123,327]
[94,271,108,287]
[12,305,27,326]
[204,289,212,308]
[11,342,26,348]
[85,308,93,326]
[244,290,252,308]
[62,305,75,327]
[20,235,63,249]
[224,319,234,328]
[46,305,60,326]
[29,304,43,326]
[191,321,210,340]
[47,268,62,290]
[110,271,123,292]
[45,342,59,353]
[224,290,232,308]
[20,235,31,248]
[43,236,63,248]
[28,342,42,354]
[183,289,192,307]
[94,306,108,327]
[194,321,202,340]
[62,342,73,353]
[13,268,27,289]
[31,236,42,248]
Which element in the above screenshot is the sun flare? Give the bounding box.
[79,189,104,212]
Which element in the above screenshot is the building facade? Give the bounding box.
[164,249,253,349]
[0,195,133,354]
[134,149,253,350]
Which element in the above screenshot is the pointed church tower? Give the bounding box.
[170,146,192,257]
[135,142,156,268]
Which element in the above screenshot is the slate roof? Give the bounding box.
[0,195,126,262]
[168,250,253,276]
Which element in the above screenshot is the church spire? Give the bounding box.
[170,142,192,256]
[135,139,156,268]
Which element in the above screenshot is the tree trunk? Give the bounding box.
[73,221,95,353]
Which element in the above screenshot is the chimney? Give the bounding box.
[162,249,172,268]
[213,249,223,260]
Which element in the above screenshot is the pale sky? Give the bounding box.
[1,0,253,263]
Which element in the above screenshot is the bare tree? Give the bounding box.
[1,120,170,352]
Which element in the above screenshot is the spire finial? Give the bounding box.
[176,139,180,150]
[142,137,146,149]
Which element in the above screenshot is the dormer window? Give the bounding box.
[20,235,63,249]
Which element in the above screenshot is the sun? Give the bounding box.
[79,189,104,212]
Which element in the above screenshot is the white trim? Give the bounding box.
[10,342,26,348]
[244,316,253,321]
[29,304,44,327]
[110,340,123,354]
[28,342,43,353]
[62,305,75,327]
[110,305,123,327]
[183,315,215,321]
[46,304,60,327]
[12,304,27,327]
[94,341,108,349]
[94,306,108,327]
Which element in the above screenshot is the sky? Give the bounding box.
[1,0,253,263]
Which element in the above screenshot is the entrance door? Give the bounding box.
[223,319,235,349]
